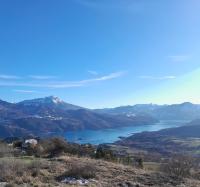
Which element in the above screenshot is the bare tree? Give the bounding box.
[162,155,194,178]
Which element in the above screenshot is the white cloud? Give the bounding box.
[139,75,176,80]
[0,71,125,89]
[168,55,189,62]
[13,90,40,93]
[0,74,20,79]
[29,75,56,80]
[48,71,126,88]
[82,71,125,83]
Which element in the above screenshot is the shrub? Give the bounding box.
[38,138,95,158]
[41,137,68,157]
[27,160,42,177]
[12,140,23,148]
[95,145,116,161]
[62,161,96,179]
[135,157,144,169]
[162,155,194,178]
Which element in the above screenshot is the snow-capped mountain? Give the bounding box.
[19,96,63,105]
[18,96,83,110]
[0,97,157,137]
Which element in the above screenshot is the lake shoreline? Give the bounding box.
[64,120,189,145]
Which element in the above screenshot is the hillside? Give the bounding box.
[5,155,198,187]
[0,138,200,187]
[0,97,157,138]
[116,119,200,157]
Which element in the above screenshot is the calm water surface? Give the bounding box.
[64,120,188,145]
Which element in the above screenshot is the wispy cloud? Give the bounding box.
[139,75,176,80]
[0,81,84,88]
[168,55,189,62]
[0,74,20,80]
[88,70,98,75]
[83,71,125,82]
[29,75,56,80]
[46,71,126,88]
[13,89,40,93]
[0,71,125,89]
[93,71,125,81]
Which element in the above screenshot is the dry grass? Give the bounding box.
[0,155,199,187]
[0,143,14,157]
[57,156,200,187]
[0,158,53,185]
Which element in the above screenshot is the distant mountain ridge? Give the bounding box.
[0,96,157,138]
[2,96,199,138]
[96,102,200,120]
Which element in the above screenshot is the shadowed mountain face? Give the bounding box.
[96,102,200,120]
[150,119,200,138]
[116,119,200,157]
[0,97,157,138]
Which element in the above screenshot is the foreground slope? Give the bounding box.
[1,155,199,187]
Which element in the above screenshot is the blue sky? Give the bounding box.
[0,0,200,108]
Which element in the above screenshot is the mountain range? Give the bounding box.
[0,96,157,138]
[1,96,200,138]
[95,102,200,120]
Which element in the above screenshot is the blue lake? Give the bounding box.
[64,120,188,145]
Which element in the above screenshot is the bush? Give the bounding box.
[162,155,194,178]
[40,137,68,157]
[62,161,96,179]
[38,138,96,158]
[95,145,116,161]
[27,160,42,177]
[135,157,144,169]
[12,140,23,148]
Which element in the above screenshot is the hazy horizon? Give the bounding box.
[1,95,199,110]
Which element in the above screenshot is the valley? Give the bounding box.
[1,1,199,186]
[0,96,198,140]
[0,96,158,138]
[1,97,200,186]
